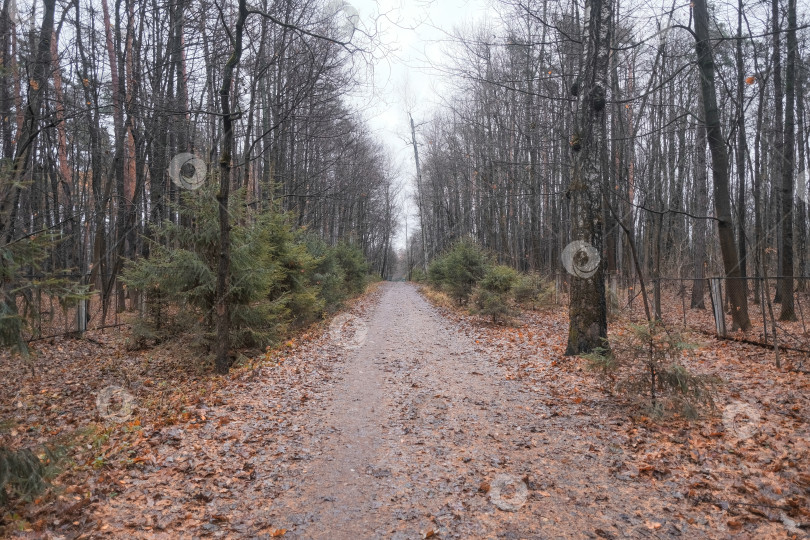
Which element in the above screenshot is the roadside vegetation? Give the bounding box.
[420,238,555,324]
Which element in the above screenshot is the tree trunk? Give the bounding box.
[796,30,808,289]
[779,0,796,320]
[771,0,784,305]
[0,0,56,354]
[564,0,612,356]
[693,0,751,330]
[0,0,56,242]
[691,91,708,309]
[215,0,248,374]
[753,71,766,304]
[735,1,747,283]
[410,114,429,271]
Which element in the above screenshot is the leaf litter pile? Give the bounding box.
[1,282,808,538]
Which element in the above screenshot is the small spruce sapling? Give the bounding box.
[584,321,718,418]
[473,265,518,323]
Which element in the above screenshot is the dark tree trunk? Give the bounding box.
[215,0,248,374]
[771,0,784,304]
[0,0,57,242]
[564,0,612,356]
[796,30,808,288]
[753,68,767,304]
[693,0,752,330]
[0,0,56,354]
[779,0,797,320]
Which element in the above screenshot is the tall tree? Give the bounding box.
[215,0,248,374]
[771,0,785,304]
[693,0,752,330]
[0,0,57,242]
[0,0,57,354]
[779,0,797,320]
[691,93,709,309]
[564,0,612,355]
[735,0,748,282]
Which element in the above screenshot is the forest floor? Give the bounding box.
[1,282,809,539]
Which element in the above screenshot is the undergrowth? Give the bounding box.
[423,239,558,324]
[0,445,65,507]
[584,320,719,418]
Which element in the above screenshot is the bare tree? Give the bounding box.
[779,0,797,320]
[564,0,612,354]
[693,0,751,330]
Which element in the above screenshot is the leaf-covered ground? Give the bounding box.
[1,282,808,538]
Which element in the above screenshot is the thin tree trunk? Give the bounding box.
[735,1,747,283]
[691,92,708,309]
[215,0,248,374]
[50,31,70,212]
[0,0,14,163]
[796,34,808,288]
[753,68,767,304]
[771,0,784,304]
[410,114,429,271]
[779,0,797,320]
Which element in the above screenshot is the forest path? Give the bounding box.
[262,281,538,538]
[92,283,709,539]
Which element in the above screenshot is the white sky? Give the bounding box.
[347,0,494,249]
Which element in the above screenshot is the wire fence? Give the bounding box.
[16,290,132,342]
[609,274,810,353]
[11,270,810,357]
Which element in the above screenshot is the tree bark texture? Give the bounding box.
[565,0,612,356]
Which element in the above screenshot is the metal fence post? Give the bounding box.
[709,277,726,337]
[77,299,87,333]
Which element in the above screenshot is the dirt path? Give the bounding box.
[92,283,732,538]
[263,281,541,538]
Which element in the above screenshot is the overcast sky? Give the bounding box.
[345,0,494,249]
